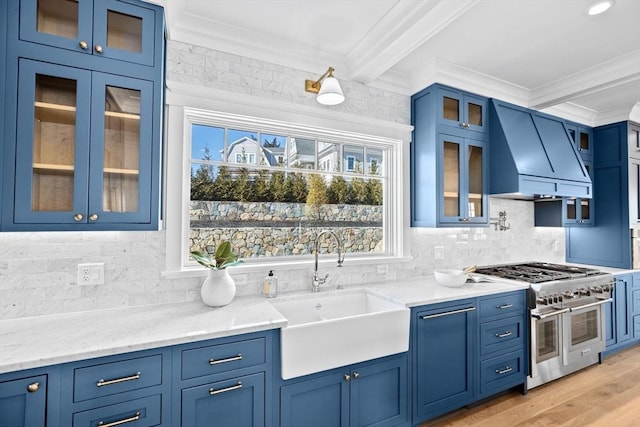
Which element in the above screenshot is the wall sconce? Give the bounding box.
[305,66,345,106]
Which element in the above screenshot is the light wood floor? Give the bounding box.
[422,345,640,427]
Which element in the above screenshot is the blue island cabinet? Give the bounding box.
[1,0,164,231]
[279,353,409,427]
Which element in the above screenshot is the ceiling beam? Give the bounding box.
[348,0,479,85]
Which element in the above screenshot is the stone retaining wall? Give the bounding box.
[189,201,383,257]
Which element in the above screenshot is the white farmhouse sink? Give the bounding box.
[270,289,410,379]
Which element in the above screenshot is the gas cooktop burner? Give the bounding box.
[474,262,604,284]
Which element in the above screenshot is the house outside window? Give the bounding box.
[188,115,395,264]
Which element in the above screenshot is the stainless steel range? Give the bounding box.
[475,262,614,389]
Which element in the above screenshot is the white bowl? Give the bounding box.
[434,269,469,288]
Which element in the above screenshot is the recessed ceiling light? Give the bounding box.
[588,1,614,15]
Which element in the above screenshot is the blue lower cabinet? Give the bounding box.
[279,354,409,427]
[605,273,640,355]
[181,373,265,427]
[413,299,476,423]
[280,371,349,427]
[0,374,47,427]
[72,394,161,427]
[478,350,525,398]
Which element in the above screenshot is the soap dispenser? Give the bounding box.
[263,270,278,298]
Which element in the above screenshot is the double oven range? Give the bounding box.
[475,262,614,389]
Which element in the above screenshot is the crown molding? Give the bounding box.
[529,50,640,110]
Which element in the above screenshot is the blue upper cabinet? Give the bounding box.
[437,87,488,134]
[2,0,164,231]
[19,0,159,67]
[411,84,489,227]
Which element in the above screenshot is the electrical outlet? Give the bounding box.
[377,264,389,274]
[434,246,445,260]
[77,263,104,285]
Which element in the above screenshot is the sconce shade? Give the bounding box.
[317,76,345,105]
[305,66,345,106]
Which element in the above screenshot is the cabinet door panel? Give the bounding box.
[93,0,157,66]
[19,0,94,55]
[88,72,153,224]
[14,59,91,224]
[0,375,47,427]
[415,302,475,420]
[280,373,349,427]
[351,356,408,427]
[182,373,265,427]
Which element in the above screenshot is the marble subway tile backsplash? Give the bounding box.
[0,198,565,320]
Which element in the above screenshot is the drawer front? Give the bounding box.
[181,372,265,426]
[72,394,161,427]
[74,355,163,402]
[634,315,640,339]
[479,350,526,397]
[479,292,524,320]
[480,316,525,356]
[181,337,266,380]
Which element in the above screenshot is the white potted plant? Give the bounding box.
[191,242,243,307]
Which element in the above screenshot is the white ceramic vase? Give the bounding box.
[200,269,236,307]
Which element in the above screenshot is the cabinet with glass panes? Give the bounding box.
[411,84,489,227]
[1,0,164,231]
[564,122,594,226]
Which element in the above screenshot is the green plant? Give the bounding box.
[191,242,243,270]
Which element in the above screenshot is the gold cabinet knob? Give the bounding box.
[79,40,88,50]
[344,373,351,382]
[353,372,360,379]
[27,382,39,393]
[89,213,99,221]
[94,45,103,53]
[73,213,84,221]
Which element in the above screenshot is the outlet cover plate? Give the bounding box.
[77,263,104,285]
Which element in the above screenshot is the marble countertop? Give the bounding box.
[0,275,530,374]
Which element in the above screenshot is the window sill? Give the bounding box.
[161,255,414,279]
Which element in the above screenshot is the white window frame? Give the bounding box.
[163,84,411,276]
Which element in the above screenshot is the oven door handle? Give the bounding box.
[568,298,613,312]
[531,308,569,319]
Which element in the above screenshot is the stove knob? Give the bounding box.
[558,295,563,302]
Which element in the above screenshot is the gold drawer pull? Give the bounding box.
[209,382,242,396]
[27,382,40,393]
[495,367,513,375]
[209,354,243,365]
[495,331,513,338]
[96,372,141,387]
[98,412,140,427]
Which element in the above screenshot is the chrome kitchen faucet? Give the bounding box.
[312,230,344,292]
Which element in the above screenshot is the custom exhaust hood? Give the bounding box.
[488,99,592,200]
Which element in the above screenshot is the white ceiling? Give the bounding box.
[158,0,640,125]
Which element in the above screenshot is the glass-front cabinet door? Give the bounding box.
[89,73,153,224]
[15,59,91,224]
[439,134,486,225]
[438,88,487,134]
[20,0,156,65]
[14,58,153,226]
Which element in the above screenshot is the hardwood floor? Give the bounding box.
[422,345,640,427]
